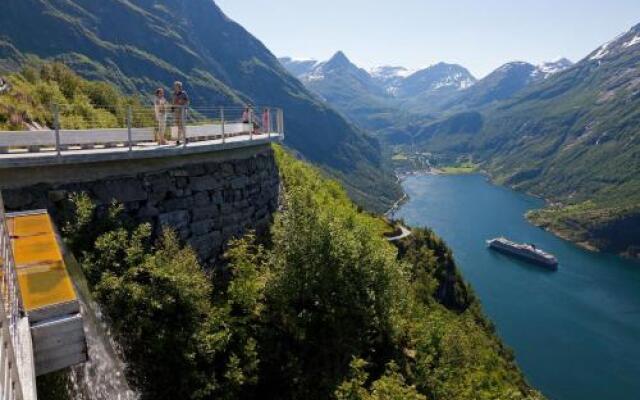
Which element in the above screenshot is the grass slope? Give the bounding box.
[0,62,150,130]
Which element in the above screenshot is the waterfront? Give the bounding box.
[397,174,640,400]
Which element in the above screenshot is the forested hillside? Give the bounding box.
[0,0,400,212]
[0,63,150,130]
[42,145,543,400]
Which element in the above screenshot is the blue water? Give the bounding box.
[396,174,640,400]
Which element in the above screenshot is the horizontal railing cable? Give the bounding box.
[0,104,284,155]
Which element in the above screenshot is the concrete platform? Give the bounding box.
[0,132,281,169]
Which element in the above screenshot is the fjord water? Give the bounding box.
[396,174,640,400]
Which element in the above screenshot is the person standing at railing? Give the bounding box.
[172,81,189,145]
[262,107,270,134]
[242,106,250,124]
[154,88,168,145]
[246,105,259,135]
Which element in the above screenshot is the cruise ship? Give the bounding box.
[487,237,559,269]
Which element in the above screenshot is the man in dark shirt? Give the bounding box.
[172,81,189,145]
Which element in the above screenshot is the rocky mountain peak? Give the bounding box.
[325,51,352,69]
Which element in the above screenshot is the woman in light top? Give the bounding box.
[154,88,167,145]
[242,106,250,124]
[262,107,270,134]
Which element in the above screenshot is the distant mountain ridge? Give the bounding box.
[280,52,481,130]
[280,51,572,123]
[281,54,478,100]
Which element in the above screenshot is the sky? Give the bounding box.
[215,0,640,78]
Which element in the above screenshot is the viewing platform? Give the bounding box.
[0,105,284,169]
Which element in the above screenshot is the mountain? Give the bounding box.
[397,62,476,98]
[449,62,538,111]
[302,51,387,98]
[386,60,571,145]
[391,63,475,116]
[413,24,640,256]
[281,55,480,130]
[281,51,400,130]
[369,65,415,95]
[277,57,318,77]
[0,0,400,212]
[532,58,574,80]
[445,59,573,111]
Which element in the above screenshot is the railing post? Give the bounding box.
[220,107,225,144]
[182,106,188,148]
[127,105,133,152]
[53,104,61,157]
[249,107,253,141]
[278,109,285,141]
[274,109,279,140]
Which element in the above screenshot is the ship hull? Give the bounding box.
[488,241,558,270]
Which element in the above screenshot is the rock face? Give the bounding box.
[3,151,279,266]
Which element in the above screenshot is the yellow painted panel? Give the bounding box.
[16,262,76,311]
[7,212,77,311]
[12,233,63,267]
[8,213,51,237]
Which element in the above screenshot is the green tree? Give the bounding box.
[335,358,426,400]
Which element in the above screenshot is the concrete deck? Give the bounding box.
[0,132,280,169]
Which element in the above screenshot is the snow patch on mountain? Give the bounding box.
[623,35,640,48]
[590,43,611,61]
[432,72,475,90]
[369,66,417,96]
[531,58,573,79]
[305,70,325,82]
[369,66,416,79]
[589,30,632,61]
[497,62,530,72]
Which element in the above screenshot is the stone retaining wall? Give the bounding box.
[2,146,279,265]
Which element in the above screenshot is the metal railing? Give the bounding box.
[0,192,25,400]
[0,104,284,155]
